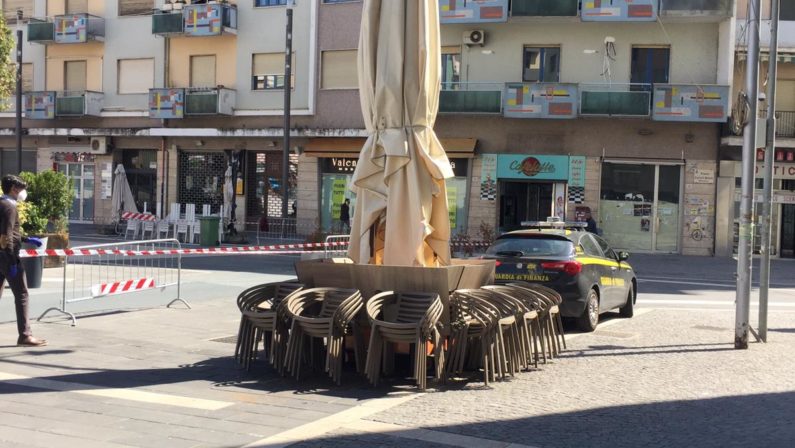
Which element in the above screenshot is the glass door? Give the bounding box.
[58,162,95,222]
[600,163,682,253]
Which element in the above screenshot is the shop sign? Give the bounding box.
[497,155,569,181]
[51,152,97,163]
[568,156,586,187]
[323,157,468,177]
[754,164,795,180]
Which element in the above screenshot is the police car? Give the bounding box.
[482,220,637,332]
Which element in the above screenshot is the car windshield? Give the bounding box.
[486,237,575,257]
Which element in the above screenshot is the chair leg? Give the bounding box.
[556,312,567,350]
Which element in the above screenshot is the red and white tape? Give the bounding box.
[121,212,157,221]
[91,278,155,298]
[19,241,350,258]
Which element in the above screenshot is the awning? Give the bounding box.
[303,137,476,158]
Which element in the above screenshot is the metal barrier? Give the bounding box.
[324,235,351,258]
[255,217,316,243]
[38,239,188,326]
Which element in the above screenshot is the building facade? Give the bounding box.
[0,0,744,256]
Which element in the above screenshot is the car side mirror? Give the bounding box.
[618,251,630,262]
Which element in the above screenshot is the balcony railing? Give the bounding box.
[55,91,104,117]
[504,82,579,119]
[439,0,508,24]
[27,19,54,43]
[580,84,651,117]
[778,111,795,138]
[24,92,56,119]
[652,84,729,122]
[152,4,237,36]
[439,82,503,114]
[152,11,184,34]
[184,88,236,116]
[511,0,579,17]
[581,0,658,21]
[149,88,186,119]
[659,0,733,18]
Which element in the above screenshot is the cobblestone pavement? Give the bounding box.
[363,309,795,448]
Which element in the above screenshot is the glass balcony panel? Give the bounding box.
[152,12,184,34]
[660,0,733,17]
[580,84,651,117]
[27,20,54,42]
[511,0,579,17]
[439,83,502,114]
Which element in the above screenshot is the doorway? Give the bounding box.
[600,162,682,252]
[57,162,95,222]
[499,181,553,232]
[630,47,670,93]
[781,180,795,258]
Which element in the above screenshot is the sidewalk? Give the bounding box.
[1,293,793,447]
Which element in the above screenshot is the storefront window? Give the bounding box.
[122,149,158,213]
[178,152,227,213]
[446,176,467,236]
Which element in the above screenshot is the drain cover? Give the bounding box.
[209,335,238,344]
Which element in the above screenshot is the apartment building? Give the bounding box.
[716,1,795,258]
[2,0,737,256]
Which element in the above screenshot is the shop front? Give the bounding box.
[599,161,683,253]
[318,156,470,235]
[53,152,98,223]
[481,154,575,233]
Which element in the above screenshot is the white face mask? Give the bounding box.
[16,190,27,202]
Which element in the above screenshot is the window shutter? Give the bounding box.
[65,0,89,14]
[119,0,154,16]
[64,61,88,92]
[2,0,34,22]
[321,50,358,89]
[190,55,216,88]
[21,63,33,92]
[118,59,154,94]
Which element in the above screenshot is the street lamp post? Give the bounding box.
[15,9,24,174]
[282,0,294,219]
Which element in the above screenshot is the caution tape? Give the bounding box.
[18,241,350,258]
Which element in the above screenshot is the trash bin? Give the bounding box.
[198,216,221,247]
[21,237,48,289]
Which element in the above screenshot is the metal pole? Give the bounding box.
[282,1,294,219]
[759,0,780,343]
[15,10,24,174]
[736,0,763,350]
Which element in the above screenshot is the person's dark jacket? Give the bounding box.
[586,217,598,234]
[340,203,350,222]
[0,198,21,269]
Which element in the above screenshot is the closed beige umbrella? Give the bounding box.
[348,0,454,267]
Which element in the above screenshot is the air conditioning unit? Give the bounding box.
[463,30,485,46]
[89,136,109,154]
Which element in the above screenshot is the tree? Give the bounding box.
[0,15,16,111]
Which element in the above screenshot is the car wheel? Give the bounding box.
[577,288,599,332]
[619,283,635,318]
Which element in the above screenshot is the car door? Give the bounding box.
[578,234,617,306]
[592,234,625,308]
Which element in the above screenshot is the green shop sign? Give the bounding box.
[496,155,570,181]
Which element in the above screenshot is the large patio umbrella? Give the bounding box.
[348,0,454,267]
[111,164,138,216]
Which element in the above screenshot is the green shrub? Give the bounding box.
[18,201,48,236]
[20,171,73,233]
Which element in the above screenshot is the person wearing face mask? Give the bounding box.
[0,175,47,347]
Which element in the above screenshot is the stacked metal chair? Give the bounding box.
[482,285,543,370]
[508,282,567,359]
[364,291,445,390]
[283,288,364,385]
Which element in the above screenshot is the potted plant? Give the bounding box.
[20,171,73,269]
[17,201,49,288]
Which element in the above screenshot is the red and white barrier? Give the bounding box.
[121,212,157,221]
[20,241,350,258]
[91,278,155,298]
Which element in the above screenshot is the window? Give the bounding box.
[782,1,795,21]
[66,0,88,14]
[118,59,154,94]
[630,47,670,88]
[441,46,461,90]
[21,63,33,92]
[593,235,617,260]
[64,60,87,92]
[255,0,287,6]
[1,0,34,23]
[190,55,216,88]
[118,0,154,16]
[522,46,560,82]
[252,52,296,90]
[579,235,603,257]
[321,50,358,89]
[486,236,575,258]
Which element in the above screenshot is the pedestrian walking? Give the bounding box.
[0,175,47,347]
[340,198,351,233]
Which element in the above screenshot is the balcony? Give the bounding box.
[439,0,508,24]
[152,11,184,35]
[184,88,236,116]
[659,0,733,18]
[651,84,729,122]
[27,19,55,43]
[581,0,657,21]
[580,84,651,117]
[511,0,579,17]
[439,83,503,114]
[183,3,238,36]
[504,83,578,119]
[149,88,186,119]
[54,91,104,117]
[778,111,795,138]
[23,92,56,119]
